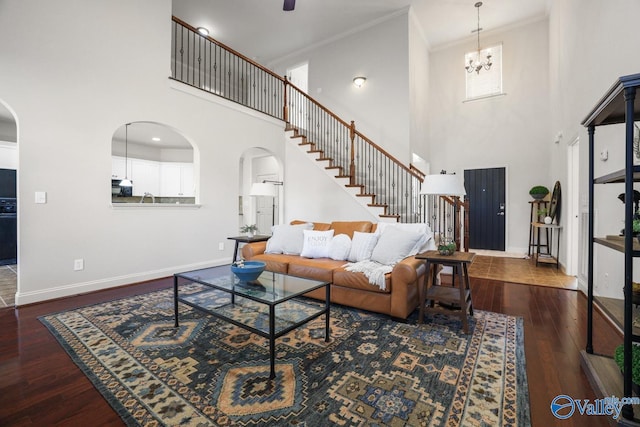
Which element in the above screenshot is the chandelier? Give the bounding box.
[465,2,492,74]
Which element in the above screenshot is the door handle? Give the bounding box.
[497,212,505,216]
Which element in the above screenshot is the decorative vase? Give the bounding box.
[247,231,254,238]
[531,193,546,201]
[544,216,552,224]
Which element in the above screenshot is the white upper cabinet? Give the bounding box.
[111,156,127,179]
[112,157,194,198]
[130,159,160,196]
[159,162,194,197]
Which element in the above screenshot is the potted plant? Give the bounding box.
[529,185,550,201]
[437,239,457,256]
[240,224,258,237]
[614,343,640,394]
[537,207,553,224]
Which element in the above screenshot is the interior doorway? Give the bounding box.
[464,167,506,251]
[239,148,281,236]
[567,138,580,276]
[0,100,18,307]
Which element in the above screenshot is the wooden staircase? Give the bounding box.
[170,15,468,248]
[286,126,402,222]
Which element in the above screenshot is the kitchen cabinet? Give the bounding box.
[112,157,194,198]
[160,163,194,197]
[130,159,160,196]
[111,156,128,179]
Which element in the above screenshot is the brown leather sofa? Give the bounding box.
[241,220,427,319]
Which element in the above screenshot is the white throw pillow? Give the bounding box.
[265,223,314,255]
[371,226,423,266]
[328,234,351,261]
[347,231,379,262]
[374,222,434,255]
[300,229,335,258]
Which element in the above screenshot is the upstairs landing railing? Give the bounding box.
[170,16,463,231]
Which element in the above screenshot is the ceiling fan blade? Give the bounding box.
[283,0,295,11]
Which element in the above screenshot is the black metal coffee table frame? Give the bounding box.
[174,265,330,379]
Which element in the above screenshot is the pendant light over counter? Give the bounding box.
[119,123,133,187]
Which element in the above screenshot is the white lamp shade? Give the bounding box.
[119,178,133,187]
[420,174,466,196]
[250,182,276,197]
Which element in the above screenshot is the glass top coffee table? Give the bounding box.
[174,265,330,379]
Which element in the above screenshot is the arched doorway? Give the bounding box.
[239,148,282,235]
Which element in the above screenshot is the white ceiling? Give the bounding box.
[112,122,191,149]
[172,0,550,62]
[0,1,550,143]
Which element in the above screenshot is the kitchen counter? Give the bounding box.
[111,196,196,204]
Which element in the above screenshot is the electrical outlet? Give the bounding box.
[74,259,84,271]
[218,242,224,251]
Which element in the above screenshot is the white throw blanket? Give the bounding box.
[343,260,393,290]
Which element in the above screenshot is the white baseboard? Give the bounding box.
[15,257,232,306]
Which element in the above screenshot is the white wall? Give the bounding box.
[548,0,640,296]
[284,135,379,224]
[408,10,430,163]
[0,0,290,304]
[269,12,411,164]
[428,18,550,253]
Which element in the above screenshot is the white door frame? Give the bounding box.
[566,137,580,276]
[255,173,278,234]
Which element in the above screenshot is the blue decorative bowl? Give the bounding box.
[231,261,266,282]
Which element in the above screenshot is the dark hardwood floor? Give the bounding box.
[0,276,621,426]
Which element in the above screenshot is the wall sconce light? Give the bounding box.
[197,27,209,37]
[353,76,367,88]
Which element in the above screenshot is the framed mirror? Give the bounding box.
[549,181,561,223]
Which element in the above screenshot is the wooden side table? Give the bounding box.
[531,222,561,269]
[415,250,476,334]
[227,235,271,263]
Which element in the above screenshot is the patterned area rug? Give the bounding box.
[40,285,530,426]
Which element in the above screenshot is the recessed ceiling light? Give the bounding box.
[197,27,209,37]
[152,137,161,142]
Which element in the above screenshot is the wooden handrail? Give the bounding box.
[172,16,433,223]
[353,129,424,182]
[171,16,285,83]
[286,80,352,129]
[410,164,426,180]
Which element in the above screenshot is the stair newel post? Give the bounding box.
[349,120,356,186]
[283,75,289,125]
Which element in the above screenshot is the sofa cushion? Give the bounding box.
[374,222,434,255]
[333,267,391,294]
[328,234,351,261]
[371,226,423,266]
[300,230,334,258]
[291,220,331,231]
[347,231,379,262]
[248,253,293,274]
[330,221,373,238]
[287,258,345,282]
[265,222,313,255]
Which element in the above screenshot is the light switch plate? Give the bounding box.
[35,191,47,204]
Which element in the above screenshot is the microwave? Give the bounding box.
[111,179,133,197]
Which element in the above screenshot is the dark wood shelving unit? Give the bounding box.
[584,73,640,424]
